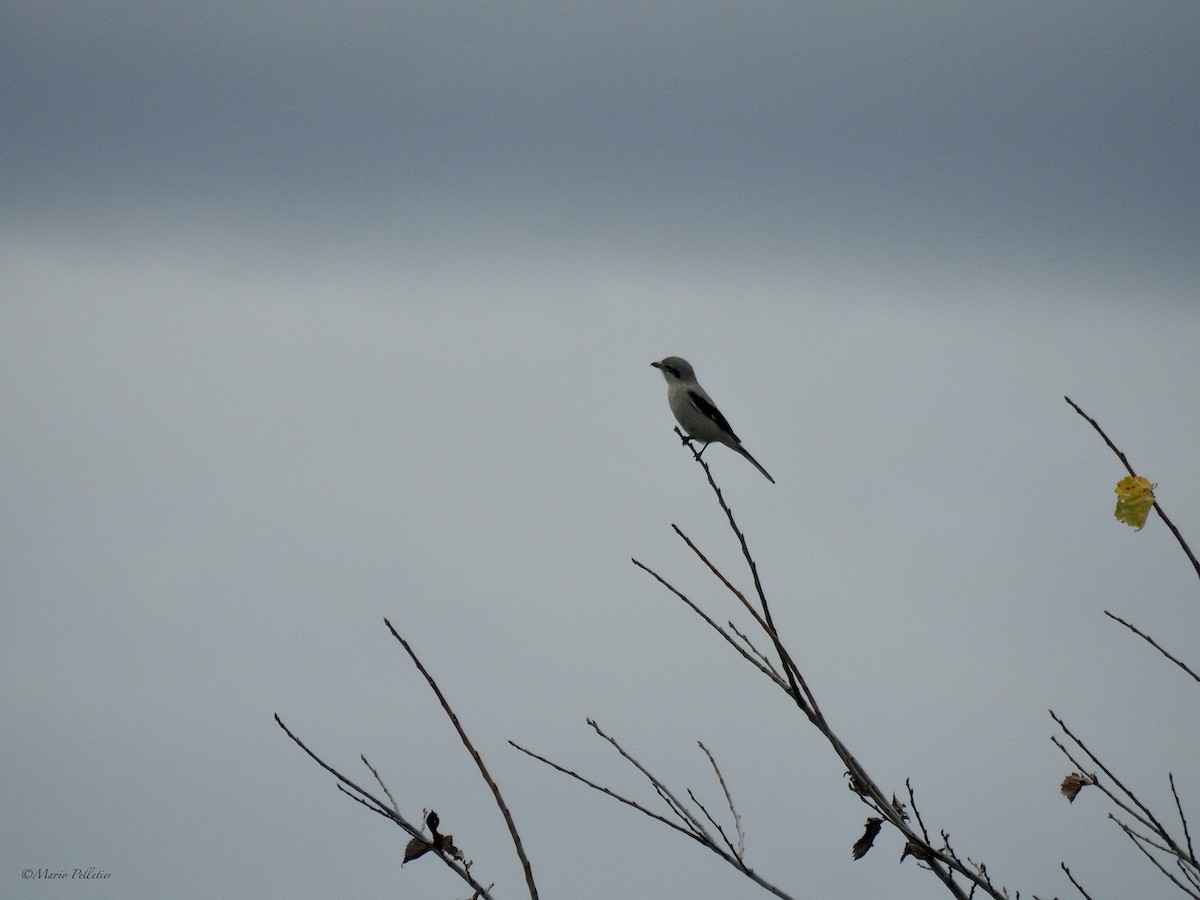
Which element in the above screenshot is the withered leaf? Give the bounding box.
[891,794,909,822]
[403,837,432,864]
[439,835,463,862]
[1061,772,1095,802]
[900,840,934,864]
[404,810,465,865]
[403,832,463,864]
[852,817,883,860]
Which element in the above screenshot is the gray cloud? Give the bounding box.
[6,2,1198,275]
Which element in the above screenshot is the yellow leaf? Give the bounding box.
[1114,476,1155,530]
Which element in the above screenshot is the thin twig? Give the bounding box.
[1114,815,1180,856]
[688,789,742,861]
[275,713,403,826]
[336,782,400,822]
[631,558,781,684]
[1172,773,1198,867]
[507,740,699,843]
[727,621,788,686]
[671,525,773,638]
[633,552,791,693]
[1061,862,1098,900]
[901,779,975,900]
[586,719,712,840]
[675,429,816,718]
[1112,817,1200,899]
[511,731,798,900]
[362,754,400,814]
[699,740,745,858]
[907,779,934,846]
[383,620,539,900]
[1104,610,1200,685]
[654,441,809,712]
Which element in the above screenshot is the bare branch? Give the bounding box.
[698,740,745,858]
[336,782,401,823]
[1172,773,1198,868]
[509,733,799,899]
[688,788,742,861]
[1053,711,1200,896]
[1112,817,1200,899]
[662,440,1001,898]
[673,430,817,718]
[906,779,935,846]
[275,713,405,827]
[1061,862,1098,900]
[507,740,699,843]
[585,719,711,840]
[670,524,774,638]
[383,620,539,900]
[275,713,495,898]
[1113,813,1180,857]
[1103,611,1200,685]
[362,754,400,814]
[683,439,1004,897]
[631,558,782,684]
[726,621,788,687]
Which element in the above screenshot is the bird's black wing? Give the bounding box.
[687,389,740,443]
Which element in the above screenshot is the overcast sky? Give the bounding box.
[4,2,1199,899]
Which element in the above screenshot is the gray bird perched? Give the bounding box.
[650,356,775,483]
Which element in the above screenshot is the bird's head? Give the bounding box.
[651,356,694,383]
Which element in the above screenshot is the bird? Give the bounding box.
[650,356,775,483]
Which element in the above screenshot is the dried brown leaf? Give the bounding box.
[900,840,934,864]
[852,817,883,860]
[439,835,463,862]
[403,837,431,864]
[1060,772,1095,803]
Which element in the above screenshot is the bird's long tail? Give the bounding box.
[737,446,775,484]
